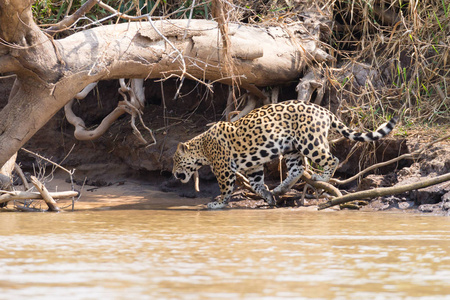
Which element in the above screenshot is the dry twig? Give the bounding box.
[45,0,100,35]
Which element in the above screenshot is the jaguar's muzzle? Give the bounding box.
[175,172,186,181]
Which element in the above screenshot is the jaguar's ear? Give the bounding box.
[177,142,189,154]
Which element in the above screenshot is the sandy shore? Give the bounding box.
[14,172,326,212]
[21,174,208,211]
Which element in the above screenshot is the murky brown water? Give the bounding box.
[0,209,449,299]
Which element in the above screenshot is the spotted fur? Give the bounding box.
[173,100,398,209]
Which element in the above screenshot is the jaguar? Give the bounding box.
[173,100,397,209]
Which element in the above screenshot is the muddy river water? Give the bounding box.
[0,209,449,299]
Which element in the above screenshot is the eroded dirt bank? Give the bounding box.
[0,78,449,214]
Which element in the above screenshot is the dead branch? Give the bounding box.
[75,82,98,100]
[299,183,309,206]
[0,190,79,204]
[236,171,253,191]
[45,0,99,35]
[224,87,240,119]
[30,176,60,211]
[45,0,161,31]
[97,0,155,21]
[330,133,450,185]
[19,147,79,209]
[118,79,157,146]
[21,147,73,175]
[146,16,188,98]
[301,171,343,198]
[14,163,30,190]
[319,172,450,210]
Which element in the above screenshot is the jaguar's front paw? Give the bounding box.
[272,194,281,207]
[207,201,228,209]
[262,190,277,207]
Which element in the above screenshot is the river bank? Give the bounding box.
[2,133,449,215]
[0,77,448,215]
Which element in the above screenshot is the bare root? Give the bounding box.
[65,79,156,146]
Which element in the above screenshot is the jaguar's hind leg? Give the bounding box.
[273,152,304,196]
[309,147,339,182]
[246,165,276,206]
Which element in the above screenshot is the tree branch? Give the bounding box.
[30,176,60,211]
[0,190,79,204]
[14,163,30,191]
[330,133,450,185]
[319,172,450,210]
[45,0,100,35]
[301,171,342,197]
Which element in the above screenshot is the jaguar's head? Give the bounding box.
[172,143,200,187]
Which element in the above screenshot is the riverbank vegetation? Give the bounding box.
[31,0,448,125]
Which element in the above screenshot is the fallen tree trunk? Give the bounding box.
[318,172,450,210]
[0,0,333,166]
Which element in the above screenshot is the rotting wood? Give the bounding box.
[318,172,450,210]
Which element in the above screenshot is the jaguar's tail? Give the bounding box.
[331,115,398,142]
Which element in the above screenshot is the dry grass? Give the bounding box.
[34,0,449,126]
[328,0,449,126]
[222,0,449,127]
